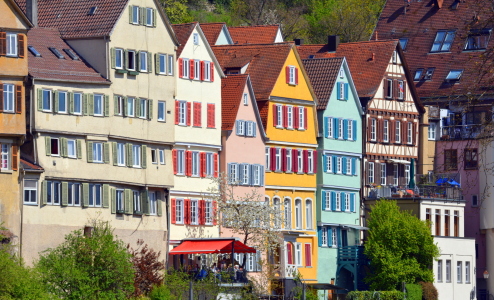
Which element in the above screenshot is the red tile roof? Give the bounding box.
[221,74,249,130]
[172,22,197,58]
[200,23,226,45]
[20,158,44,171]
[373,0,494,100]
[27,27,109,83]
[302,57,344,110]
[228,25,280,44]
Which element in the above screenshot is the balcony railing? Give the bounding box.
[441,124,482,140]
[367,184,463,201]
[284,264,298,279]
[338,246,365,263]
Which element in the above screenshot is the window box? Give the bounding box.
[116,209,125,214]
[134,210,143,215]
[116,69,128,74]
[128,71,140,76]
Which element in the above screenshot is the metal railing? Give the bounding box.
[337,246,365,262]
[367,185,463,201]
[441,124,482,140]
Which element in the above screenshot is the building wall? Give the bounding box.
[418,106,436,175]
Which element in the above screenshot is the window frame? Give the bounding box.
[23,180,38,205]
[437,260,443,282]
[193,60,200,80]
[288,66,297,85]
[139,98,147,119]
[132,5,140,24]
[370,118,377,141]
[115,48,124,69]
[295,199,302,229]
[368,162,374,184]
[178,100,187,125]
[92,142,103,163]
[407,122,413,144]
[67,139,76,158]
[444,149,458,171]
[132,145,141,168]
[190,199,198,225]
[182,58,190,79]
[2,84,15,112]
[431,30,456,53]
[457,261,462,283]
[6,33,18,57]
[167,55,174,75]
[428,122,436,140]
[446,260,451,283]
[117,143,126,166]
[157,101,166,122]
[159,149,165,165]
[139,51,148,72]
[93,94,104,116]
[42,89,52,112]
[145,7,154,27]
[191,151,200,177]
[464,148,478,170]
[127,50,136,71]
[50,138,60,157]
[383,119,389,143]
[286,106,293,129]
[298,107,305,130]
[305,200,312,229]
[116,189,124,212]
[175,198,184,224]
[395,121,401,143]
[88,183,102,207]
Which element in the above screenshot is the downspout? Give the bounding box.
[19,169,25,258]
[104,36,110,80]
[165,188,171,269]
[31,77,36,164]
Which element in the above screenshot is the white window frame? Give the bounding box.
[243,93,248,105]
[68,182,81,207]
[338,82,345,100]
[182,58,190,79]
[133,190,141,213]
[127,50,136,71]
[151,149,157,164]
[294,242,302,266]
[191,151,199,177]
[393,164,399,186]
[321,227,328,246]
[42,89,52,112]
[0,144,9,170]
[158,53,167,74]
[335,193,341,211]
[386,79,393,98]
[145,8,153,26]
[193,33,199,45]
[305,200,312,229]
[23,180,38,205]
[3,84,14,112]
[395,121,401,143]
[346,157,352,175]
[73,92,82,115]
[308,151,314,174]
[298,150,303,173]
[167,55,174,75]
[139,51,148,72]
[331,227,337,247]
[371,118,377,141]
[190,199,198,225]
[324,191,331,211]
[6,33,17,57]
[405,164,411,184]
[288,66,296,85]
[338,119,344,139]
[93,142,103,163]
[298,107,305,130]
[345,194,350,212]
[133,144,141,167]
[204,61,211,81]
[117,143,125,166]
[205,201,213,225]
[252,164,261,186]
[286,149,292,172]
[205,153,214,177]
[93,94,103,116]
[437,260,443,282]
[348,119,353,140]
[50,138,60,157]
[380,163,386,185]
[337,156,342,174]
[88,183,102,207]
[116,189,124,212]
[115,48,124,69]
[139,98,147,119]
[157,101,166,122]
[397,80,404,99]
[159,149,165,165]
[265,147,270,170]
[127,97,135,117]
[428,122,436,140]
[237,120,245,136]
[284,198,291,229]
[407,122,413,144]
[383,120,389,142]
[327,117,333,138]
[132,5,140,24]
[368,162,375,184]
[275,148,282,172]
[325,155,332,173]
[242,164,250,185]
[465,261,471,283]
[287,106,293,129]
[178,101,187,125]
[457,261,462,283]
[67,139,76,158]
[194,60,200,80]
[276,105,283,128]
[176,199,184,224]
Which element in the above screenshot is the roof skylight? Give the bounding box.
[399,38,408,50]
[63,49,79,60]
[88,6,97,15]
[446,70,463,81]
[49,47,65,59]
[28,46,41,57]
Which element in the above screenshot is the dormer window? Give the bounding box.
[424,68,435,80]
[399,38,408,50]
[446,70,463,82]
[431,30,455,53]
[464,28,492,51]
[414,69,423,81]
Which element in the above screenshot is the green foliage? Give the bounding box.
[36,220,134,300]
[148,285,172,300]
[406,283,422,300]
[419,281,438,300]
[346,291,405,300]
[364,200,439,291]
[128,240,165,297]
[0,250,52,300]
[159,0,193,24]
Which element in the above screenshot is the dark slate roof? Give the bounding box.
[221,74,249,131]
[228,25,279,44]
[302,57,344,110]
[373,0,494,100]
[27,27,109,83]
[172,22,197,58]
[200,22,226,45]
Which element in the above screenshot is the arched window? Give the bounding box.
[284,198,291,229]
[273,197,281,228]
[305,199,312,229]
[295,199,302,229]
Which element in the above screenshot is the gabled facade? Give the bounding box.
[228,25,284,44]
[200,23,233,46]
[302,57,364,293]
[0,0,32,246]
[168,22,224,268]
[213,43,319,291]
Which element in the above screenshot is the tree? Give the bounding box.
[364,200,439,291]
[128,239,165,297]
[159,0,193,24]
[36,220,134,300]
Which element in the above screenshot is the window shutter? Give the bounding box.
[157,195,162,216]
[2,85,7,112]
[350,193,356,212]
[153,8,157,27]
[175,100,179,124]
[154,53,160,74]
[114,95,121,115]
[127,144,134,166]
[128,5,133,23]
[15,85,22,113]
[37,88,43,111]
[184,199,190,224]
[305,244,311,267]
[273,104,278,127]
[303,150,308,173]
[136,98,141,118]
[210,63,214,82]
[238,163,245,184]
[323,154,328,173]
[377,118,382,143]
[87,141,93,162]
[367,118,372,141]
[412,121,417,145]
[313,150,317,174]
[0,32,6,56]
[103,95,109,117]
[53,91,59,113]
[331,191,336,211]
[148,99,153,120]
[110,48,116,69]
[172,149,177,174]
[185,151,191,176]
[327,227,333,246]
[142,145,148,168]
[352,158,357,176]
[285,66,290,84]
[68,92,74,114]
[260,166,265,186]
[200,61,205,81]
[270,147,276,171]
[45,136,51,156]
[82,183,89,207]
[322,191,326,210]
[210,104,216,128]
[142,190,149,215]
[11,145,18,171]
[304,107,308,129]
[332,156,337,173]
[281,148,287,172]
[103,143,110,163]
[292,149,298,172]
[236,120,241,135]
[336,228,341,247]
[139,7,145,25]
[401,120,407,144]
[88,94,94,116]
[294,107,299,129]
[353,120,357,141]
[125,189,132,214]
[171,198,176,224]
[76,140,82,159]
[343,119,348,140]
[199,200,205,225]
[189,59,194,79]
[344,83,349,100]
[295,68,299,85]
[283,105,287,128]
[212,201,218,225]
[178,58,183,78]
[200,152,206,177]
[214,153,218,177]
[336,83,341,100]
[186,102,191,126]
[111,188,116,214]
[102,184,109,208]
[112,142,117,166]
[61,138,67,157]
[147,52,152,73]
[342,157,347,175]
[334,118,339,139]
[83,93,88,115]
[323,117,329,138]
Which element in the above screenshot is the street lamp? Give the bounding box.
[484,270,490,279]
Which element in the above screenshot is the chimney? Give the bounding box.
[434,0,444,8]
[26,0,38,26]
[327,35,339,52]
[294,38,304,46]
[375,31,378,41]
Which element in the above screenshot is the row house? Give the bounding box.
[0,0,32,246]
[213,42,319,293]
[302,56,365,295]
[168,22,224,268]
[18,0,178,264]
[374,0,491,297]
[200,23,283,46]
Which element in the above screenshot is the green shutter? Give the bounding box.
[139,7,144,25]
[155,53,160,74]
[136,98,141,118]
[111,188,116,213]
[129,5,133,23]
[83,94,88,115]
[103,184,109,208]
[123,97,128,116]
[142,190,149,215]
[104,95,110,117]
[61,138,67,157]
[157,197,162,216]
[112,142,117,166]
[114,96,119,115]
[76,140,82,159]
[125,189,132,214]
[87,141,93,163]
[103,143,110,164]
[147,52,152,73]
[141,145,147,169]
[61,182,68,206]
[152,9,156,27]
[37,89,43,111]
[126,143,133,167]
[136,51,140,72]
[147,99,153,120]
[53,90,59,113]
[68,92,74,114]
[124,50,129,71]
[89,94,94,116]
[110,48,116,69]
[82,183,89,207]
[41,180,47,205]
[45,136,51,156]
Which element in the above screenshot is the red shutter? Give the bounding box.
[0,84,3,113]
[199,200,205,225]
[270,147,276,171]
[190,59,195,79]
[175,100,179,125]
[401,120,407,144]
[192,102,197,126]
[273,104,278,127]
[184,199,190,225]
[213,153,218,177]
[283,105,287,128]
[210,63,214,82]
[171,198,177,224]
[413,121,417,145]
[287,243,293,265]
[212,201,218,225]
[294,107,299,129]
[212,104,216,128]
[285,66,290,84]
[313,150,317,174]
[197,102,202,127]
[305,244,311,267]
[11,145,18,171]
[0,32,6,56]
[185,151,191,176]
[178,58,183,78]
[186,102,191,126]
[367,118,372,141]
[15,85,22,114]
[295,68,299,85]
[200,152,206,177]
[304,107,308,129]
[292,149,298,173]
[17,34,24,58]
[200,61,205,81]
[303,150,309,173]
[390,120,395,143]
[172,149,178,174]
[281,148,287,172]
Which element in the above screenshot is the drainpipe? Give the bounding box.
[164,188,171,269]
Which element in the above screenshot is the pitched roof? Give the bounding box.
[172,22,197,57]
[221,74,249,131]
[298,40,398,98]
[200,22,226,45]
[373,0,494,100]
[228,25,280,44]
[27,27,109,83]
[302,57,344,110]
[20,157,44,171]
[6,0,33,28]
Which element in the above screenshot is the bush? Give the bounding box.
[148,285,172,300]
[406,283,422,300]
[419,282,438,300]
[346,291,405,300]
[128,240,165,297]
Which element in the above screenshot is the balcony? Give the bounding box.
[428,105,440,119]
[338,246,366,263]
[284,264,298,279]
[441,124,482,140]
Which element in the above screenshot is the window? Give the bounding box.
[127,50,136,71]
[335,193,341,211]
[68,183,81,206]
[444,149,458,171]
[131,5,139,24]
[158,53,167,74]
[175,199,184,224]
[444,210,450,236]
[472,195,479,207]
[193,60,200,80]
[178,101,186,125]
[168,55,174,75]
[237,120,245,136]
[428,123,436,140]
[368,162,374,184]
[325,154,332,173]
[397,80,404,100]
[288,66,297,85]
[446,70,463,81]
[92,142,103,163]
[338,82,345,100]
[308,151,314,174]
[324,191,331,210]
[275,148,282,171]
[133,145,141,167]
[435,209,441,236]
[286,149,292,172]
[294,243,302,266]
[2,84,14,112]
[42,89,52,111]
[337,156,342,174]
[371,118,377,141]
[392,50,397,64]
[145,8,154,26]
[133,190,141,213]
[338,119,344,139]
[151,149,157,164]
[464,148,478,169]
[431,30,455,52]
[193,33,199,45]
[265,147,270,170]
[159,149,165,165]
[156,101,166,121]
[287,106,293,129]
[205,201,213,225]
[182,58,189,79]
[276,105,283,127]
[414,69,423,81]
[73,93,82,115]
[331,227,337,247]
[465,261,471,283]
[243,93,248,105]
[304,243,312,267]
[348,119,353,140]
[399,38,408,50]
[139,98,147,118]
[305,200,312,229]
[28,45,40,57]
[252,164,263,186]
[67,139,76,158]
[464,29,491,51]
[393,164,399,186]
[298,107,305,130]
[395,121,401,143]
[23,180,37,204]
[424,68,435,80]
[205,153,215,176]
[63,48,78,60]
[115,48,124,69]
[6,33,17,57]
[345,194,350,212]
[437,260,443,282]
[405,164,410,185]
[190,200,198,224]
[454,211,459,237]
[191,152,199,176]
[298,150,303,173]
[50,138,60,156]
[89,184,102,207]
[203,61,211,81]
[321,227,328,246]
[446,260,451,282]
[229,164,238,184]
[284,199,291,229]
[116,190,124,212]
[93,94,103,116]
[139,51,148,72]
[327,117,333,138]
[241,164,250,185]
[383,120,389,142]
[457,261,462,283]
[117,143,125,166]
[426,208,431,222]
[407,122,413,144]
[380,163,386,185]
[386,79,393,98]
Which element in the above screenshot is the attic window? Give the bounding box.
[464,28,492,51]
[399,38,408,50]
[193,33,199,45]
[49,47,65,59]
[414,69,423,81]
[431,30,455,52]
[308,55,315,59]
[28,46,41,57]
[424,68,435,80]
[88,6,97,15]
[446,70,463,81]
[63,49,79,60]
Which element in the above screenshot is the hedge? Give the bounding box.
[346,291,405,300]
[406,284,422,300]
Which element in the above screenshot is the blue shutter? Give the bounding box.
[334,118,339,139]
[344,83,349,100]
[322,190,326,210]
[260,166,264,186]
[336,83,341,100]
[323,155,327,173]
[318,227,322,247]
[250,164,255,185]
[331,191,336,211]
[328,227,333,247]
[350,193,356,212]
[253,122,257,137]
[352,120,357,141]
[324,117,329,138]
[352,158,357,176]
[342,157,347,175]
[227,163,232,180]
[341,192,346,211]
[332,156,337,173]
[343,119,348,140]
[337,227,341,247]
[239,164,244,184]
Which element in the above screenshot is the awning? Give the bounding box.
[169,239,256,255]
[388,159,410,164]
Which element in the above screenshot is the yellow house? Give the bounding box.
[213,43,319,290]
